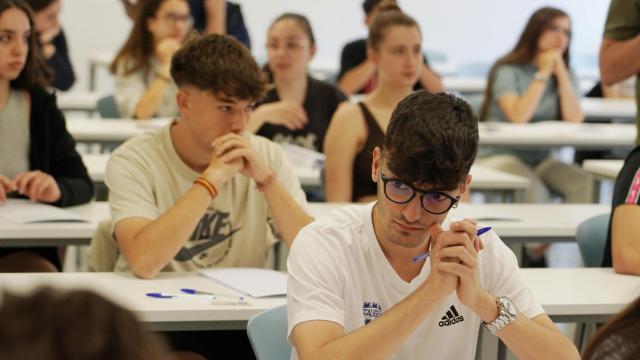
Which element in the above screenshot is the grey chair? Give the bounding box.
[576,213,610,267]
[247,305,291,360]
[96,95,120,118]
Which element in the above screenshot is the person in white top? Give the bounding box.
[287,91,579,359]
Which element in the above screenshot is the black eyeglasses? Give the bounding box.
[380,172,460,215]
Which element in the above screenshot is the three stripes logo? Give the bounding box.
[438,305,464,327]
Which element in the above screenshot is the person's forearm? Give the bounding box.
[556,70,584,122]
[508,81,547,123]
[262,180,312,247]
[126,185,211,278]
[612,205,640,275]
[338,62,376,95]
[247,108,268,133]
[133,76,172,119]
[298,282,448,360]
[419,65,443,93]
[600,35,640,85]
[205,0,226,34]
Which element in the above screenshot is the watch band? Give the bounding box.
[533,71,549,83]
[483,296,517,335]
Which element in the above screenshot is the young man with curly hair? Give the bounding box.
[287,91,580,359]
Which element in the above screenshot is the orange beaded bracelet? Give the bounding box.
[193,177,218,199]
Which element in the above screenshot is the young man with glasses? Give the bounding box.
[287,92,579,359]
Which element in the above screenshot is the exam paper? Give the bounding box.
[0,199,89,224]
[199,268,287,298]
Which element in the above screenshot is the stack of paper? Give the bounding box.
[199,268,287,298]
[0,199,89,224]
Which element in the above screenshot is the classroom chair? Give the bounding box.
[97,95,120,118]
[246,305,291,360]
[576,213,610,267]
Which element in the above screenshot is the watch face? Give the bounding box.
[500,297,517,317]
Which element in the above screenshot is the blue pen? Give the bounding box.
[180,288,245,300]
[412,226,492,263]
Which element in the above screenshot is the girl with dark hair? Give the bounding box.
[477,7,591,204]
[324,10,423,202]
[24,0,74,91]
[582,295,640,360]
[248,13,346,153]
[110,0,191,119]
[0,0,93,271]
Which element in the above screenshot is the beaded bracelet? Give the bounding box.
[255,171,277,192]
[193,177,218,199]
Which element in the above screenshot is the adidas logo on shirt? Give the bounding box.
[438,305,464,327]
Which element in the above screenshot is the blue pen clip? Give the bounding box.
[411,226,492,263]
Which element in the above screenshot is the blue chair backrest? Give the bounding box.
[576,213,610,267]
[97,95,120,118]
[247,305,291,360]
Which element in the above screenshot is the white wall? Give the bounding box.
[60,0,611,92]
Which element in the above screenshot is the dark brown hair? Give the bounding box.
[383,91,478,190]
[171,33,266,100]
[367,9,417,51]
[0,0,51,89]
[109,0,186,76]
[362,0,398,15]
[582,296,640,360]
[479,7,571,122]
[23,0,55,12]
[0,287,171,360]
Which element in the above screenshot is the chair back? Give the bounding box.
[247,305,291,360]
[97,95,120,118]
[576,213,610,267]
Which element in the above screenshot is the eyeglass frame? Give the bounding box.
[379,172,461,215]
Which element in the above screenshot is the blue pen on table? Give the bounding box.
[411,226,492,263]
[180,288,245,300]
[146,292,249,305]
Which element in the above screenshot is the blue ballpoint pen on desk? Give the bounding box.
[412,226,492,263]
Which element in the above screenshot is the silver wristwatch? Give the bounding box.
[482,296,517,335]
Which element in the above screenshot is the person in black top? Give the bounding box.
[249,13,346,153]
[602,145,640,274]
[26,0,75,91]
[0,0,93,271]
[337,0,442,96]
[187,0,250,48]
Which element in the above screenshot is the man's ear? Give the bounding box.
[176,88,190,116]
[371,146,382,182]
[460,174,472,196]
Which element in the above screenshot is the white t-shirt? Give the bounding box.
[287,202,544,360]
[106,123,308,272]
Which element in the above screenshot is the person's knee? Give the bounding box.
[0,251,59,272]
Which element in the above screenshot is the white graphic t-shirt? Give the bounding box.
[287,202,544,360]
[106,123,307,272]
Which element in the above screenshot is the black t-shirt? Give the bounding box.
[256,76,347,152]
[337,38,429,94]
[602,145,640,266]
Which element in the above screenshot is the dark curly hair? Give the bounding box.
[0,287,170,360]
[383,91,478,191]
[171,33,266,101]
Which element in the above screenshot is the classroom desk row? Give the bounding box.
[0,201,609,247]
[66,118,637,151]
[0,268,637,330]
[81,153,530,200]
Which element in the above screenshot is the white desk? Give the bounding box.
[0,272,285,331]
[81,154,530,199]
[582,159,623,181]
[0,201,108,247]
[57,91,101,113]
[68,118,169,145]
[0,268,636,331]
[581,98,636,121]
[442,77,596,96]
[479,121,636,150]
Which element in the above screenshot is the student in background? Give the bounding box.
[582,295,640,360]
[25,0,74,91]
[187,0,250,48]
[602,145,640,274]
[288,92,580,359]
[249,13,346,153]
[324,10,424,203]
[0,287,172,360]
[337,0,442,96]
[0,0,93,272]
[600,0,640,145]
[95,34,311,358]
[477,7,592,204]
[110,0,191,119]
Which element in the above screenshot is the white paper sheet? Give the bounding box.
[0,199,89,224]
[199,268,287,298]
